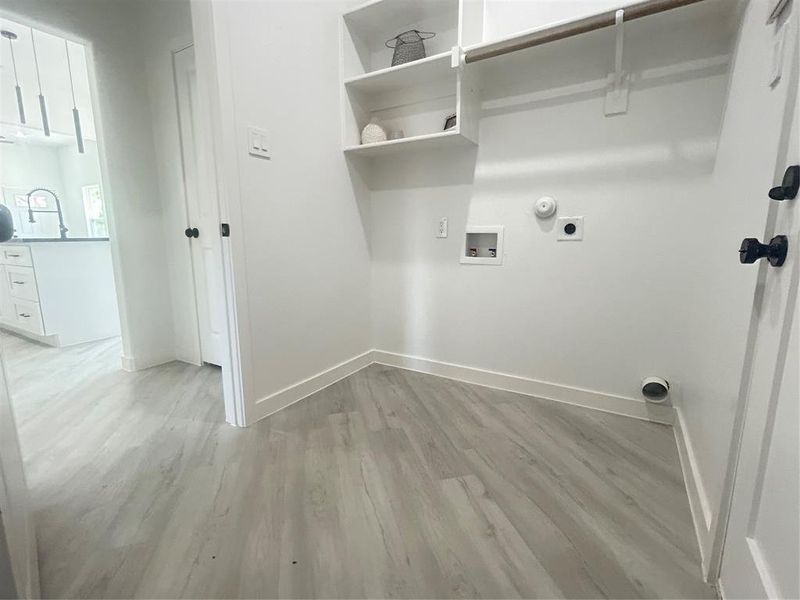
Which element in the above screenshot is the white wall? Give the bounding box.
[370,9,733,401]
[0,0,195,370]
[200,0,372,421]
[483,0,641,41]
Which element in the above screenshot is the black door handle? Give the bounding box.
[769,165,799,201]
[739,235,788,267]
[184,227,199,239]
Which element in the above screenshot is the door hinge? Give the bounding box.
[220,223,230,237]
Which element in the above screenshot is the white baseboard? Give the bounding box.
[0,324,59,347]
[372,350,676,425]
[251,350,374,422]
[673,405,713,574]
[120,352,174,372]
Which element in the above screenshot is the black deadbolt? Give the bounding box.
[739,235,788,267]
[769,165,799,201]
[184,227,199,239]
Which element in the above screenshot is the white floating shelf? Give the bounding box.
[344,51,453,97]
[342,0,457,31]
[343,129,476,157]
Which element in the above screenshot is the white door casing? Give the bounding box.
[719,7,799,599]
[174,45,226,367]
[0,343,39,598]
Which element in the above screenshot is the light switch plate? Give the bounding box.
[437,217,448,238]
[248,127,270,159]
[557,217,584,241]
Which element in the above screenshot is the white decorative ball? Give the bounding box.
[361,122,388,145]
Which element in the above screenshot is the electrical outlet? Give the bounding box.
[557,217,584,241]
[437,217,448,238]
[248,127,270,159]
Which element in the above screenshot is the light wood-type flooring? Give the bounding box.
[3,331,716,599]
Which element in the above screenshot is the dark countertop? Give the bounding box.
[6,237,110,243]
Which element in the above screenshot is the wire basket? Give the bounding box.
[385,30,435,67]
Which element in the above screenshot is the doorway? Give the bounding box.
[0,16,122,353]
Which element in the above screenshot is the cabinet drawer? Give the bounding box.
[12,299,44,335]
[6,266,39,302]
[1,246,32,267]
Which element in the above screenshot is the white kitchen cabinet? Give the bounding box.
[0,241,120,346]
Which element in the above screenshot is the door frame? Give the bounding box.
[0,8,246,427]
[706,8,799,583]
[189,1,248,426]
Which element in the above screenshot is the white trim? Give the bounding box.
[252,351,375,421]
[120,352,174,373]
[372,350,675,424]
[249,348,678,425]
[717,575,727,600]
[673,405,713,574]
[0,324,58,347]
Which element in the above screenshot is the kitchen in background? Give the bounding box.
[0,16,119,347]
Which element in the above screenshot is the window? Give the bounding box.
[82,184,108,238]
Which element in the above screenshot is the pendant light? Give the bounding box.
[1,30,25,124]
[64,40,84,153]
[30,28,50,136]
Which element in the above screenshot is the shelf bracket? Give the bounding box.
[604,9,629,116]
[451,45,465,69]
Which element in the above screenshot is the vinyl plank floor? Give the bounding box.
[2,332,716,599]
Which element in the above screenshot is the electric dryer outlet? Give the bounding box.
[557,217,584,241]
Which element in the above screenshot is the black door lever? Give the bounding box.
[739,235,788,267]
[769,165,799,200]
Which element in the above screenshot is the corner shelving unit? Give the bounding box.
[340,0,737,158]
[340,0,484,157]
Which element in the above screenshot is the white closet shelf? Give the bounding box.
[344,51,453,96]
[343,129,475,157]
[342,0,457,35]
[462,0,735,67]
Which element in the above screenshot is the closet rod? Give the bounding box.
[464,0,707,64]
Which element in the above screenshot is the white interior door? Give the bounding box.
[720,13,799,599]
[174,45,225,367]
[0,344,39,598]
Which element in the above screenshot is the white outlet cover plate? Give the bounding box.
[557,216,584,241]
[437,217,448,238]
[248,126,270,158]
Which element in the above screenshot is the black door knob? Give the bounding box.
[184,227,199,239]
[769,165,799,200]
[739,235,788,267]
